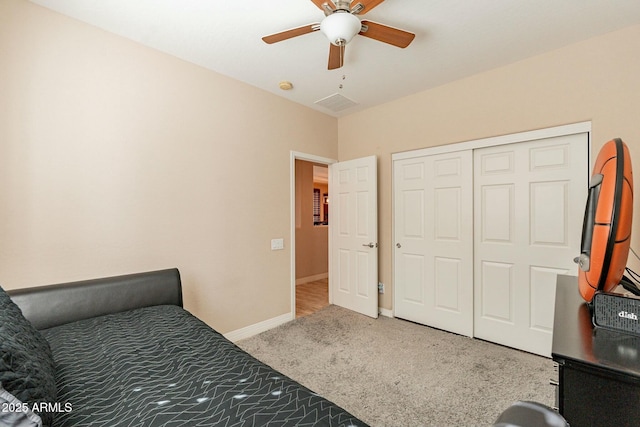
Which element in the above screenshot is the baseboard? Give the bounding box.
[225,307,391,342]
[379,308,393,318]
[224,312,292,342]
[295,273,328,286]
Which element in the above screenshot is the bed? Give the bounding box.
[1,268,368,427]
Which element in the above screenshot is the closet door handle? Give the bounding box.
[396,243,402,248]
[362,242,377,248]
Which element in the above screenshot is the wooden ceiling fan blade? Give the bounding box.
[262,24,319,44]
[310,0,336,12]
[359,20,415,48]
[351,0,385,14]
[328,43,345,70]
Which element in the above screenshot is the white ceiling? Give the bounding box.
[30,0,640,117]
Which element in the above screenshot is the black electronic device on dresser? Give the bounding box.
[552,275,640,427]
[592,290,640,334]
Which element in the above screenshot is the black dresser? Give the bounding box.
[552,275,640,427]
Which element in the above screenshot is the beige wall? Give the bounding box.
[0,0,338,333]
[338,24,640,311]
[3,0,640,325]
[294,160,329,281]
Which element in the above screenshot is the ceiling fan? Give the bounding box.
[262,0,415,70]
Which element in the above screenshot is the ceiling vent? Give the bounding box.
[314,93,358,113]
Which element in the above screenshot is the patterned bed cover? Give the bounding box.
[42,305,367,427]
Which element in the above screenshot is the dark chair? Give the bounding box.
[494,401,569,427]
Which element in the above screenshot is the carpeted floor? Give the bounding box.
[237,305,556,427]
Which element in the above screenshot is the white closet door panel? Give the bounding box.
[481,184,514,243]
[397,253,426,304]
[394,158,429,319]
[473,133,588,356]
[480,261,514,323]
[394,151,473,337]
[435,256,462,311]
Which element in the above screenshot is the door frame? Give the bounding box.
[391,121,592,318]
[392,122,592,161]
[290,151,337,320]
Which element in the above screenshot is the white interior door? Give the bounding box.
[394,151,474,336]
[329,155,378,318]
[473,133,588,356]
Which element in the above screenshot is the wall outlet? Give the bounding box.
[378,282,385,294]
[271,238,284,250]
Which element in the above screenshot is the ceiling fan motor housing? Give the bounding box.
[320,11,362,46]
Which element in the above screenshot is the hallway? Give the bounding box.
[295,278,328,318]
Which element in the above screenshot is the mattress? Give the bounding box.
[41,305,367,427]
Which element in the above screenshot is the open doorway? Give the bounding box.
[290,152,379,319]
[293,158,330,318]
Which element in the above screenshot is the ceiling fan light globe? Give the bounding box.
[320,12,361,46]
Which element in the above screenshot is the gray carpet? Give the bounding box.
[237,305,556,427]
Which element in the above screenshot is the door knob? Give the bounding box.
[396,243,402,248]
[362,242,377,248]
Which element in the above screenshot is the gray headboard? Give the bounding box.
[7,268,183,330]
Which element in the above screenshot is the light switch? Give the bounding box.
[271,238,284,250]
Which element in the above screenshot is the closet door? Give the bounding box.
[473,133,588,356]
[394,151,474,336]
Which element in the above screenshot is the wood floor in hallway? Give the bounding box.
[295,278,328,318]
